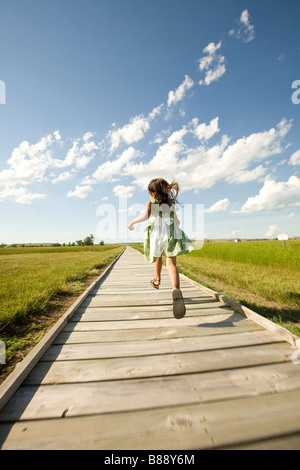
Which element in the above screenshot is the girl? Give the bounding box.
[127,178,196,319]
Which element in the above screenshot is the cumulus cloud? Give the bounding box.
[0,186,46,204]
[113,184,135,198]
[167,75,194,107]
[107,104,163,153]
[0,130,99,203]
[265,224,278,237]
[51,171,73,184]
[205,198,230,213]
[124,117,292,193]
[92,146,141,182]
[67,184,92,199]
[229,9,255,43]
[54,132,98,170]
[198,41,226,86]
[191,117,220,141]
[237,175,300,213]
[289,149,300,165]
[0,131,61,188]
[226,165,267,184]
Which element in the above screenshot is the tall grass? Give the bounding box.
[0,245,123,331]
[132,240,300,335]
[187,240,300,271]
[176,240,300,335]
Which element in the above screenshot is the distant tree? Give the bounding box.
[76,240,83,246]
[99,240,105,246]
[83,234,94,246]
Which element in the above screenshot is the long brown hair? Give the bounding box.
[148,178,180,206]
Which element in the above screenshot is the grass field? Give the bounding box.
[133,240,300,336]
[0,244,123,381]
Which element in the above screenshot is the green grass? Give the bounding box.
[0,245,123,330]
[0,245,123,380]
[187,240,300,270]
[133,240,300,336]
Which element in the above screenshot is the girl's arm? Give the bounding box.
[174,208,180,226]
[127,201,151,231]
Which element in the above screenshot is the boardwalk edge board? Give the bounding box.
[132,246,298,346]
[0,248,125,413]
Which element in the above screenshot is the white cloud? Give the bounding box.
[237,175,300,213]
[229,9,255,43]
[113,184,135,198]
[124,118,293,194]
[92,146,141,182]
[151,127,171,144]
[191,117,220,141]
[67,184,92,199]
[167,75,194,107]
[198,41,226,86]
[0,186,45,204]
[0,131,63,203]
[51,171,72,184]
[205,198,230,213]
[107,104,163,153]
[265,224,278,237]
[226,165,267,184]
[55,134,98,169]
[0,129,100,203]
[289,149,300,165]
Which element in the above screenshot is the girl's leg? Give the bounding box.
[166,256,180,289]
[166,256,185,319]
[154,256,162,280]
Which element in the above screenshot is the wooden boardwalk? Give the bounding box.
[0,246,300,449]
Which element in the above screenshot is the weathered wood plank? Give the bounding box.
[90,291,207,301]
[76,301,227,316]
[83,296,219,308]
[225,433,300,450]
[41,330,281,362]
[2,362,300,422]
[1,389,300,450]
[62,311,248,331]
[72,305,233,322]
[54,320,262,344]
[24,342,291,385]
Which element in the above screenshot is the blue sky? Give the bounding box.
[0,0,300,243]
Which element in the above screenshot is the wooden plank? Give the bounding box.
[54,320,262,344]
[98,285,196,293]
[225,433,300,450]
[41,330,280,362]
[71,305,234,322]
[2,361,300,422]
[83,296,218,308]
[74,303,230,318]
[1,389,300,449]
[62,311,248,331]
[24,342,291,385]
[90,291,207,301]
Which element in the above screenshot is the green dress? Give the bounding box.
[144,201,196,263]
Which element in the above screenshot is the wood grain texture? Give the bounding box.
[0,246,299,450]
